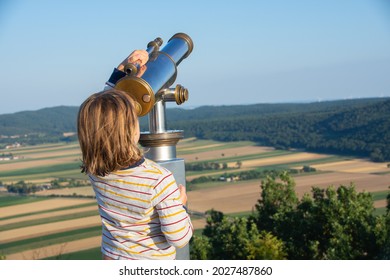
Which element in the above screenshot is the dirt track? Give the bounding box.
[312,159,390,174]
[242,152,327,168]
[0,205,98,226]
[1,216,101,243]
[0,198,94,218]
[188,181,261,214]
[0,156,78,172]
[5,236,101,260]
[293,172,390,196]
[178,145,274,162]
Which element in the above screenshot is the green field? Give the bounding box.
[0,139,389,259]
[0,194,50,207]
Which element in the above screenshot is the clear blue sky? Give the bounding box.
[1,0,390,114]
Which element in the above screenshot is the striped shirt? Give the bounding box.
[89,157,193,260]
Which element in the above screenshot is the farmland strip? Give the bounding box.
[1,226,101,255]
[0,210,99,231]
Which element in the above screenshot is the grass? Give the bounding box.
[178,141,255,155]
[0,210,99,231]
[0,195,51,207]
[374,207,387,216]
[226,211,255,218]
[189,178,262,191]
[0,162,80,178]
[43,247,102,260]
[185,154,342,180]
[0,154,81,167]
[0,226,101,255]
[5,143,79,155]
[186,150,292,164]
[0,201,96,221]
[0,166,86,182]
[371,190,389,201]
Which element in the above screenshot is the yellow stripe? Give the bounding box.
[103,241,139,254]
[152,249,176,257]
[151,180,175,200]
[143,170,163,175]
[114,169,135,175]
[94,184,149,203]
[162,225,186,235]
[103,216,141,225]
[102,201,153,216]
[102,212,160,226]
[159,209,186,219]
[125,240,166,249]
[143,164,163,175]
[110,179,154,189]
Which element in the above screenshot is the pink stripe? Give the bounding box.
[102,247,136,260]
[121,222,161,229]
[95,188,149,210]
[139,245,171,254]
[136,234,165,243]
[120,234,165,244]
[161,216,188,227]
[155,188,179,205]
[153,173,173,190]
[90,175,152,196]
[100,205,141,220]
[167,226,191,242]
[138,248,153,254]
[155,203,182,211]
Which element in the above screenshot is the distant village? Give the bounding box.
[0,131,76,159]
[0,147,22,161]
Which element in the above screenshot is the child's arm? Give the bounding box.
[104,50,148,89]
[152,174,193,248]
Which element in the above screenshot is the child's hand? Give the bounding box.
[178,184,187,205]
[117,50,149,76]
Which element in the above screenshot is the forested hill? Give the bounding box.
[0,106,79,135]
[168,97,390,161]
[0,98,389,161]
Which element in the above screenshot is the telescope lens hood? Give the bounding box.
[168,33,194,58]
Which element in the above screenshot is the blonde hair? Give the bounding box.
[77,89,143,176]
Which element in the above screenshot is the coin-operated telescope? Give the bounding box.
[115,33,194,260]
[115,32,193,117]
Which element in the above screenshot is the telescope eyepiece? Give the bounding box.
[147,37,163,55]
[124,63,138,76]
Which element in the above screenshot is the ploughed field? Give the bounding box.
[0,139,389,259]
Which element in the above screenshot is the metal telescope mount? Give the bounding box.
[114,33,193,260]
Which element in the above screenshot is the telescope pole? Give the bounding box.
[139,98,190,260]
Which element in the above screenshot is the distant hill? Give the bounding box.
[0,106,79,135]
[1,98,390,161]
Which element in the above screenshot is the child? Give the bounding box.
[77,51,193,260]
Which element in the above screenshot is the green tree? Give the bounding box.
[254,173,388,259]
[254,171,298,236]
[194,209,286,260]
[190,235,211,260]
[298,185,377,259]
